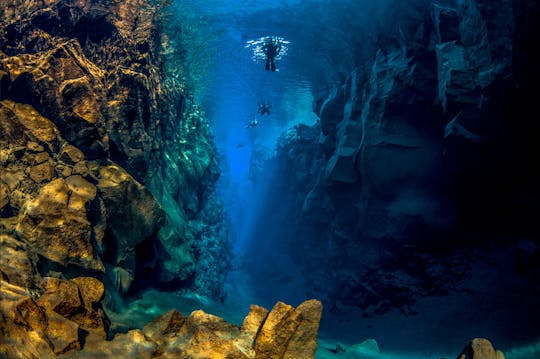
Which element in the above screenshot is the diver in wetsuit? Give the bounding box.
[262,37,281,71]
[258,102,271,116]
[245,119,259,129]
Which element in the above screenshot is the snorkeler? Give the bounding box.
[258,102,271,116]
[245,119,259,129]
[262,36,282,71]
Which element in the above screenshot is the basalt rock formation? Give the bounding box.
[247,0,540,335]
[0,0,229,298]
[0,0,235,356]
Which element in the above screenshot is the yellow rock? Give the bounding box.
[0,168,25,191]
[59,77,101,124]
[60,145,84,164]
[16,178,104,272]
[33,151,51,164]
[38,277,83,316]
[458,338,506,359]
[254,301,301,359]
[71,277,105,306]
[241,304,269,346]
[283,299,323,359]
[143,309,186,342]
[29,161,54,183]
[0,181,8,209]
[184,326,248,359]
[182,309,240,340]
[46,311,81,355]
[27,141,44,152]
[0,100,60,144]
[65,175,97,211]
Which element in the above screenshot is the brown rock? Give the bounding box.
[36,277,109,339]
[0,180,8,210]
[0,168,25,191]
[0,100,60,147]
[72,160,90,177]
[60,145,85,165]
[14,295,48,332]
[97,164,165,290]
[46,311,81,355]
[61,165,73,177]
[33,151,51,164]
[27,141,45,152]
[28,161,54,183]
[59,77,102,124]
[241,304,269,345]
[1,40,107,157]
[71,277,105,306]
[458,338,506,359]
[0,236,40,289]
[6,298,323,359]
[38,277,83,317]
[65,175,97,212]
[142,309,186,341]
[183,326,248,359]
[16,178,104,272]
[253,301,302,359]
[283,299,323,359]
[181,309,240,340]
[8,188,27,212]
[0,281,54,359]
[61,329,156,359]
[69,277,109,338]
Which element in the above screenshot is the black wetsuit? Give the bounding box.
[263,39,281,71]
[259,104,271,115]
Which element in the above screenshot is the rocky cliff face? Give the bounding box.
[0,0,229,299]
[0,0,250,355]
[248,0,540,325]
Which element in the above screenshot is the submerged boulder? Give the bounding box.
[0,278,110,358]
[457,338,506,359]
[54,299,323,359]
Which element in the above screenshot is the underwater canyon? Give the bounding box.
[1,0,539,358]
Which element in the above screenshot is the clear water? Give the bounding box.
[113,1,540,358]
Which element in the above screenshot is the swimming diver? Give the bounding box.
[245,118,259,129]
[258,102,271,116]
[262,36,282,71]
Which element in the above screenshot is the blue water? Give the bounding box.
[144,1,540,358]
[175,0,364,253]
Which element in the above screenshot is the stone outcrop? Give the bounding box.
[0,0,232,356]
[0,0,229,299]
[1,278,323,358]
[0,98,165,295]
[457,338,506,359]
[0,278,109,357]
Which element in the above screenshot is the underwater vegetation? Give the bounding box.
[0,0,539,358]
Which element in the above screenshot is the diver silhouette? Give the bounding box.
[262,36,282,71]
[258,102,271,116]
[245,118,259,129]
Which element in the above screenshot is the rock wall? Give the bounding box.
[0,0,229,305]
[248,0,540,320]
[0,0,236,355]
